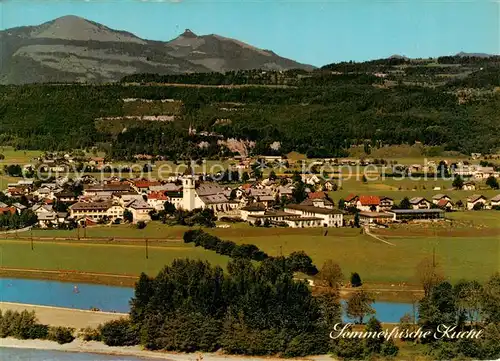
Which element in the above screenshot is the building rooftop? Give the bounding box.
[285,204,343,214]
[389,209,444,214]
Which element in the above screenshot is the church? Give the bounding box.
[181,176,239,214]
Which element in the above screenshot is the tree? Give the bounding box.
[452,175,464,190]
[318,260,343,289]
[415,256,445,297]
[346,289,375,324]
[292,180,307,203]
[454,279,483,324]
[362,175,367,183]
[123,209,133,223]
[486,176,499,189]
[241,172,250,182]
[399,197,411,209]
[350,272,362,287]
[338,198,345,210]
[163,201,176,215]
[269,170,277,181]
[353,212,360,228]
[481,273,500,323]
[364,317,384,354]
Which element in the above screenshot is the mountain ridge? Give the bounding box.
[0,15,314,84]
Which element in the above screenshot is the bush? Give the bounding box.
[0,309,43,339]
[136,221,147,229]
[99,318,139,347]
[350,272,362,287]
[47,326,75,344]
[381,339,399,357]
[79,327,102,341]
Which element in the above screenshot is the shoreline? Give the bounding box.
[0,338,331,361]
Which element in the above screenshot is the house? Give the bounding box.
[409,197,431,210]
[432,194,451,205]
[131,179,162,194]
[379,196,394,211]
[344,194,359,208]
[301,174,321,186]
[83,183,132,198]
[37,211,58,228]
[356,196,380,212]
[12,203,27,215]
[323,181,337,191]
[54,192,77,203]
[436,199,454,211]
[284,204,343,227]
[490,194,500,208]
[240,203,266,221]
[389,209,445,221]
[69,201,124,224]
[147,191,169,211]
[276,186,293,199]
[125,199,153,223]
[358,211,393,225]
[462,182,476,191]
[466,194,487,210]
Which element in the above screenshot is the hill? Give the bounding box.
[0,16,313,84]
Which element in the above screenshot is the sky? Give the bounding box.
[0,0,498,67]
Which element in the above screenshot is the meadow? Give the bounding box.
[4,210,499,285]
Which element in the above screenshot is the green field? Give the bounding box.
[6,211,500,284]
[0,146,41,165]
[0,239,230,276]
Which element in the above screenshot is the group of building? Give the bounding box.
[2,169,500,229]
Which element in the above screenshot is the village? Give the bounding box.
[1,151,499,231]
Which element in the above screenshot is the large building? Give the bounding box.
[181,177,238,213]
[388,209,445,221]
[284,204,343,227]
[69,201,124,224]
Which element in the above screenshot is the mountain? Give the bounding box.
[455,52,497,58]
[0,16,313,84]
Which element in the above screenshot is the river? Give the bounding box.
[0,277,415,323]
[0,348,160,361]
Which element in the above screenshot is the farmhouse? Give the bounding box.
[379,196,394,211]
[490,194,500,208]
[356,195,380,212]
[147,191,169,211]
[462,182,476,191]
[240,203,266,221]
[436,198,454,211]
[389,209,445,221]
[344,194,359,208]
[83,183,131,197]
[432,194,451,205]
[409,197,431,209]
[125,199,153,223]
[466,194,487,210]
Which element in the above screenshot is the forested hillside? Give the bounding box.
[1,57,499,159]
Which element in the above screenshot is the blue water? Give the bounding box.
[0,278,134,313]
[0,348,159,361]
[0,278,413,323]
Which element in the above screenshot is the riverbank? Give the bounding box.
[0,338,332,361]
[0,302,126,329]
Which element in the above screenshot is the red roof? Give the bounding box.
[148,191,168,201]
[437,199,452,207]
[308,191,327,200]
[0,207,16,215]
[134,180,161,189]
[345,194,358,202]
[358,195,380,206]
[241,183,252,190]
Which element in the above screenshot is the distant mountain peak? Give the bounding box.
[181,29,197,38]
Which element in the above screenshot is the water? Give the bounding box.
[0,278,134,313]
[0,278,413,322]
[0,348,159,361]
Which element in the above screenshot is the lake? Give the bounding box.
[0,348,159,361]
[0,278,414,322]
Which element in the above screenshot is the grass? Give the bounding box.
[0,146,41,165]
[0,239,230,277]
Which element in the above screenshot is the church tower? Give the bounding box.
[182,176,196,211]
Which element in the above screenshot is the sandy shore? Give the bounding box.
[0,302,126,329]
[0,338,332,361]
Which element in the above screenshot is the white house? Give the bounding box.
[284,204,343,227]
[69,201,124,224]
[409,197,432,210]
[490,194,500,208]
[466,195,487,210]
